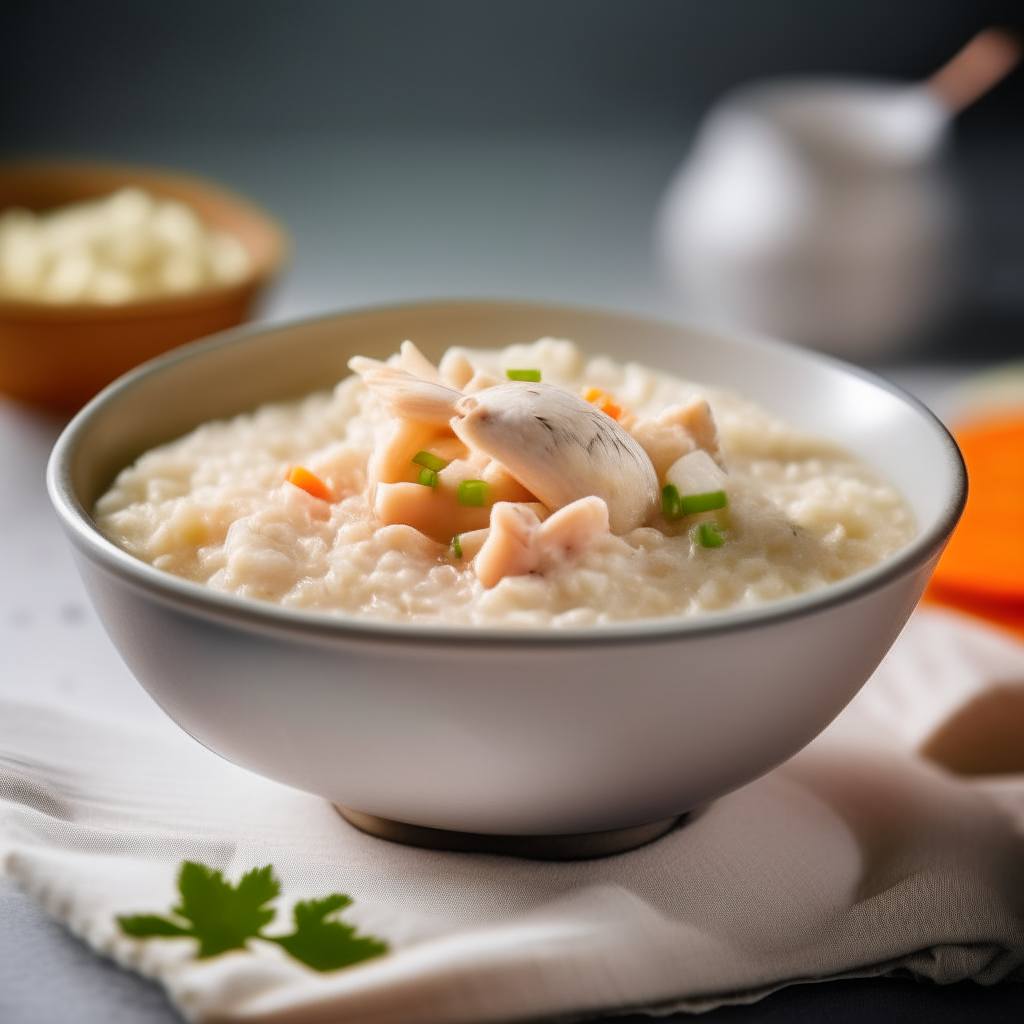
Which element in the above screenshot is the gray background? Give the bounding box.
[3,0,1024,362]
[4,0,1023,136]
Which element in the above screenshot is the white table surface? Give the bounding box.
[0,134,981,1023]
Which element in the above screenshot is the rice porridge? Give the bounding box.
[95,338,917,627]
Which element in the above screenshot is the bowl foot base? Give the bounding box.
[335,806,683,859]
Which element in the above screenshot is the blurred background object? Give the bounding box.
[658,29,1020,361]
[2,0,1022,367]
[0,161,286,411]
[924,361,1024,637]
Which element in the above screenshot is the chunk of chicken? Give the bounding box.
[438,349,476,390]
[375,453,536,543]
[629,396,722,478]
[452,383,659,534]
[473,496,614,588]
[352,356,661,535]
[350,364,462,428]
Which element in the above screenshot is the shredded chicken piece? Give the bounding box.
[438,350,476,390]
[452,384,659,533]
[474,496,614,588]
[351,358,660,534]
[629,396,722,477]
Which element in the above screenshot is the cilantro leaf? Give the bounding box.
[271,894,389,972]
[119,861,280,959]
[117,861,388,972]
[117,914,191,938]
[174,862,279,958]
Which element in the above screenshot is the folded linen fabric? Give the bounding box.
[1,607,1023,1024]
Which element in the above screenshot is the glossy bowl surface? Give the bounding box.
[47,302,965,836]
[0,159,288,412]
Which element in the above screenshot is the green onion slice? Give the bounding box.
[451,534,463,558]
[679,490,728,516]
[417,467,438,488]
[506,369,542,382]
[661,484,682,521]
[457,479,490,507]
[412,450,449,472]
[693,522,725,548]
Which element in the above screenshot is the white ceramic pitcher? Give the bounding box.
[658,30,1020,361]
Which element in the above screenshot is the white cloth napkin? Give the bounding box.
[2,607,1023,1024]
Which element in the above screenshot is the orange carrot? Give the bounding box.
[925,414,1024,636]
[582,387,625,422]
[286,465,333,502]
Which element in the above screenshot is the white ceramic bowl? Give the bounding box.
[47,302,965,844]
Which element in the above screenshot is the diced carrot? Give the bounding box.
[286,465,333,502]
[924,414,1024,636]
[582,387,625,421]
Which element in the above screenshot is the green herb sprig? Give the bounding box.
[118,861,388,972]
[693,522,725,548]
[412,450,448,472]
[457,479,490,507]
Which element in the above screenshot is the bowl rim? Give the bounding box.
[47,299,967,649]
[0,157,289,319]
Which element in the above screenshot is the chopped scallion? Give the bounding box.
[417,467,438,488]
[693,522,725,548]
[412,450,448,472]
[662,484,682,521]
[506,369,542,382]
[679,490,728,516]
[451,534,463,558]
[457,479,490,507]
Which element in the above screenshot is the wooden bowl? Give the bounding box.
[0,159,288,412]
